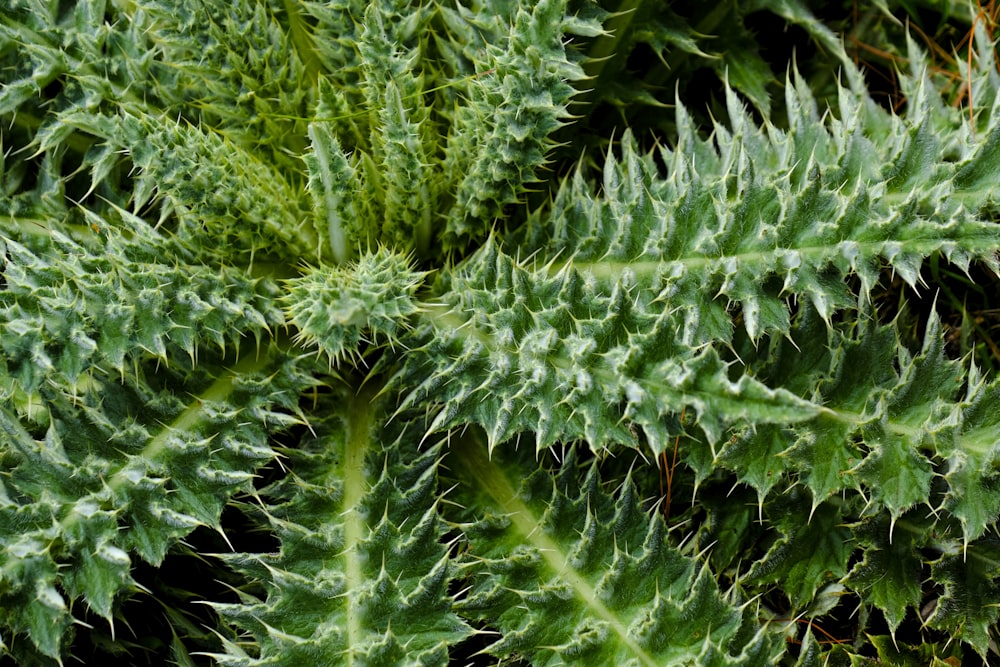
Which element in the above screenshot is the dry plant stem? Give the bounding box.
[660,408,685,522]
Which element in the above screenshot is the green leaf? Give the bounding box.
[56,110,314,265]
[925,541,1000,658]
[868,633,965,666]
[395,239,820,452]
[282,249,427,365]
[449,439,783,665]
[844,514,927,633]
[853,426,933,527]
[210,387,471,666]
[746,496,852,608]
[441,0,589,247]
[0,343,309,657]
[1,207,281,381]
[6,0,1000,662]
[513,83,1000,335]
[952,121,1000,196]
[717,425,793,502]
[303,116,361,265]
[941,373,1000,543]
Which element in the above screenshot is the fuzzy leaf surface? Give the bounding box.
[448,441,784,666]
[210,389,470,666]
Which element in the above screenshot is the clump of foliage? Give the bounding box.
[3,0,1000,664]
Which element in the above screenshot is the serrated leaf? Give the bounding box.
[868,633,964,666]
[210,388,470,666]
[0,344,309,657]
[511,79,1000,340]
[282,248,426,365]
[396,239,820,453]
[7,0,1000,663]
[746,497,852,608]
[925,541,1000,658]
[717,425,792,501]
[942,378,1000,542]
[449,439,783,665]
[853,425,934,523]
[844,514,926,633]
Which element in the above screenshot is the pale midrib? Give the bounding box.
[563,237,990,281]
[55,346,275,539]
[423,287,964,486]
[453,440,660,667]
[129,362,254,472]
[421,306,925,439]
[342,385,376,667]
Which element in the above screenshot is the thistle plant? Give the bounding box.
[3,0,1000,665]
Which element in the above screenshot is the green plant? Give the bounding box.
[3,0,1000,664]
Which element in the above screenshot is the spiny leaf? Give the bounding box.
[54,110,314,265]
[447,440,784,665]
[6,0,1000,663]
[924,541,1000,658]
[940,365,1000,543]
[0,344,310,660]
[210,387,470,666]
[393,239,820,453]
[1,206,280,385]
[726,307,995,526]
[513,73,1000,339]
[844,513,928,634]
[744,495,852,609]
[282,248,426,365]
[440,0,589,247]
